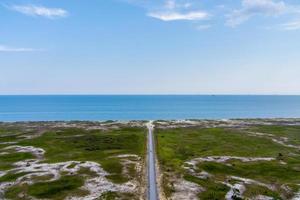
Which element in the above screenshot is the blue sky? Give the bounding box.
[1,0,300,94]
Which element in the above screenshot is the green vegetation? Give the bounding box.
[28,176,85,199]
[16,127,146,183]
[249,125,300,146]
[0,172,29,182]
[156,125,300,198]
[156,127,297,171]
[5,176,88,200]
[243,184,281,199]
[184,174,229,200]
[100,191,137,200]
[0,152,34,170]
[3,121,299,199]
[0,122,147,200]
[197,160,300,184]
[0,126,19,135]
[0,134,19,146]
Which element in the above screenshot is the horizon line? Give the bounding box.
[1,94,300,96]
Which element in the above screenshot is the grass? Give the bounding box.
[0,152,34,170]
[197,160,300,184]
[156,125,300,198]
[243,184,281,199]
[0,123,146,200]
[0,172,29,182]
[156,127,298,171]
[0,134,20,144]
[5,176,87,200]
[30,174,54,182]
[0,126,19,135]
[248,125,300,146]
[16,127,146,183]
[184,174,229,200]
[28,176,85,199]
[100,191,137,200]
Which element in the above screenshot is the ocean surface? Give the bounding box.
[0,95,300,121]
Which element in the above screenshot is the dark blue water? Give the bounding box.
[0,95,300,121]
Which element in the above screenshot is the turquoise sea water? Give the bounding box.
[0,95,300,121]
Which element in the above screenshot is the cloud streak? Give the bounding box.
[226,0,287,27]
[132,0,211,22]
[280,19,300,30]
[148,11,209,21]
[121,0,300,30]
[10,4,68,19]
[0,45,39,52]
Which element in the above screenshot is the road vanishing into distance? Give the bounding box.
[147,121,158,200]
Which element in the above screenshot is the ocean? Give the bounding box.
[0,95,300,121]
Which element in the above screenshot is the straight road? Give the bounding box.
[146,121,158,200]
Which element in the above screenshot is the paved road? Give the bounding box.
[147,121,158,200]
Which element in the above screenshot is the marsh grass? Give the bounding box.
[28,176,85,199]
[0,172,29,182]
[5,175,87,200]
[100,191,137,200]
[156,126,300,198]
[1,124,146,199]
[0,152,34,170]
[249,125,300,146]
[243,184,281,199]
[198,160,300,184]
[16,127,146,183]
[184,174,229,199]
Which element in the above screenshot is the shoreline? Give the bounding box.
[1,117,300,123]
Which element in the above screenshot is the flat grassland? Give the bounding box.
[2,119,300,200]
[0,121,146,200]
[155,119,300,200]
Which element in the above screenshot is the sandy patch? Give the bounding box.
[251,195,274,200]
[183,156,276,199]
[185,156,275,168]
[0,145,142,200]
[170,179,204,200]
[0,142,18,145]
[247,131,300,150]
[222,176,274,200]
[4,145,45,159]
[224,182,245,200]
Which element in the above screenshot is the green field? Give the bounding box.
[2,120,300,200]
[0,122,147,200]
[155,122,300,199]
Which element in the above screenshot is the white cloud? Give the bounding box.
[226,0,287,27]
[148,11,209,21]
[147,0,209,21]
[10,4,68,19]
[280,19,300,30]
[125,0,300,30]
[0,45,39,52]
